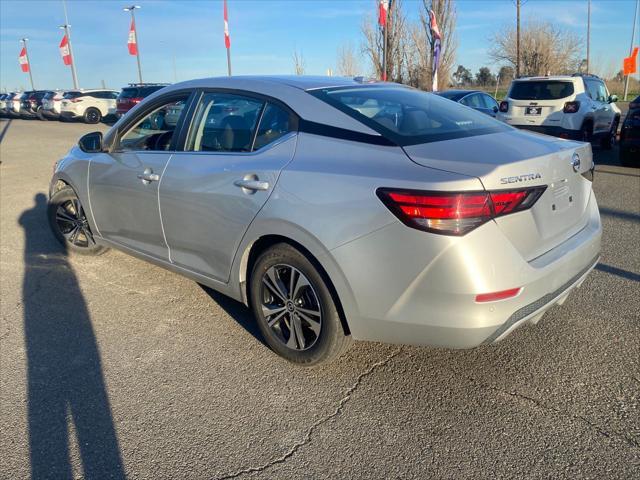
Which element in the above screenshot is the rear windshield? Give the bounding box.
[309,86,510,146]
[509,81,574,100]
[63,91,82,99]
[43,92,56,100]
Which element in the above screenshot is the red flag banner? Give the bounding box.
[128,19,138,55]
[223,0,231,49]
[59,34,72,66]
[623,47,639,75]
[18,47,29,72]
[378,0,388,27]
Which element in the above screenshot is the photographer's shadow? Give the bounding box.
[19,193,124,479]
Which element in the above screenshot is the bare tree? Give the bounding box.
[292,49,306,75]
[336,42,361,77]
[361,0,410,83]
[489,21,581,76]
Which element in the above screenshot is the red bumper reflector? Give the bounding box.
[475,287,522,303]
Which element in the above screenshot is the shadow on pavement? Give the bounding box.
[596,263,640,282]
[19,193,125,479]
[0,119,12,144]
[599,206,640,223]
[198,284,267,347]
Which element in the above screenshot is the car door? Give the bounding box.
[585,79,607,134]
[159,91,297,282]
[88,92,192,260]
[595,80,615,133]
[480,93,499,117]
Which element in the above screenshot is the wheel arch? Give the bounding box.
[238,233,352,336]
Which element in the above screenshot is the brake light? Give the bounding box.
[70,98,83,103]
[130,97,143,104]
[563,101,580,113]
[475,287,522,303]
[377,187,546,236]
[499,101,509,112]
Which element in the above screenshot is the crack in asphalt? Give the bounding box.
[471,377,640,450]
[213,347,403,480]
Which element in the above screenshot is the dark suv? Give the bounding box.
[116,83,169,117]
[19,90,51,119]
[620,95,639,167]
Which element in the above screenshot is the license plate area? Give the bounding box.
[550,181,574,213]
[525,107,542,116]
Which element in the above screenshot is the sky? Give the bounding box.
[0,0,638,92]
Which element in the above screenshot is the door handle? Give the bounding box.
[234,179,269,192]
[137,168,160,184]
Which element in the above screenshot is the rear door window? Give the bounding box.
[509,81,574,100]
[253,103,294,150]
[187,93,265,152]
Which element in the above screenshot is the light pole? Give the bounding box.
[60,0,79,89]
[20,38,35,90]
[124,5,143,84]
[586,0,591,74]
[516,0,521,77]
[623,0,639,100]
[59,25,79,89]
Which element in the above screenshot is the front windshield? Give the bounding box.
[310,86,510,146]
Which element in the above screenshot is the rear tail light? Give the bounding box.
[563,101,580,113]
[475,287,522,303]
[130,97,143,104]
[70,98,83,103]
[499,101,509,112]
[377,187,546,236]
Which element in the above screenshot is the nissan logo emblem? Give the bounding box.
[571,153,581,173]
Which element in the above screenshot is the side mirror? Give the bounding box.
[78,131,103,153]
[608,94,618,104]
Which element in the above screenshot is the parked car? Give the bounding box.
[19,90,51,119]
[436,89,500,116]
[59,89,119,124]
[5,92,22,117]
[48,76,601,365]
[0,94,8,116]
[116,83,169,117]
[41,90,65,120]
[619,95,639,167]
[496,74,621,148]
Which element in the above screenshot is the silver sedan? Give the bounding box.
[48,76,602,365]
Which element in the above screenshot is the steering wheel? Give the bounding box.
[153,131,174,151]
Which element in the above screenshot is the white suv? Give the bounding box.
[59,89,119,124]
[496,74,621,149]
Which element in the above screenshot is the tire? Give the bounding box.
[619,148,638,167]
[600,118,618,150]
[83,107,101,124]
[48,186,107,255]
[36,107,48,121]
[580,122,593,144]
[249,243,352,366]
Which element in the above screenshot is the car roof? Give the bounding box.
[438,89,482,95]
[117,76,398,137]
[513,76,580,82]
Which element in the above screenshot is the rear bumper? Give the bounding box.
[513,125,582,140]
[331,192,602,348]
[41,108,60,119]
[19,108,37,118]
[60,110,80,119]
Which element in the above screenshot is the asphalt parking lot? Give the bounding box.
[0,118,638,479]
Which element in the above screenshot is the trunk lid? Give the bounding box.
[403,129,594,261]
